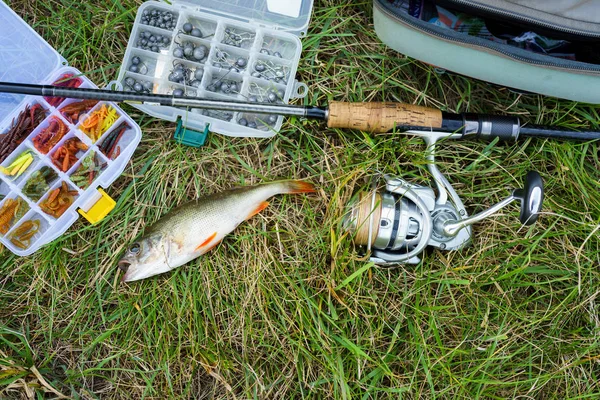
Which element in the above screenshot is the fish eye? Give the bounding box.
[129,243,141,254]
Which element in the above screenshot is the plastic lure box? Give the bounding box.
[0,1,142,256]
[116,0,314,138]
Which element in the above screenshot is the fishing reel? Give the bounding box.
[343,132,544,265]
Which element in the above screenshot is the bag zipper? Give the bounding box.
[374,0,600,73]
[444,0,600,38]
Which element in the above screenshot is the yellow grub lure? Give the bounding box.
[101,107,118,133]
[0,198,26,235]
[81,104,118,142]
[10,219,40,249]
[0,150,34,179]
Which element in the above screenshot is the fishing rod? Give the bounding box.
[1,81,599,142]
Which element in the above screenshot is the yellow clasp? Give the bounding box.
[78,188,116,224]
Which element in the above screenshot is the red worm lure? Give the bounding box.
[44,73,83,107]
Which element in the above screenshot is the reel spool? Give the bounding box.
[343,171,544,265]
[344,191,425,251]
[343,177,436,264]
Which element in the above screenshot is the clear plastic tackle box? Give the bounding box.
[0,1,142,256]
[115,0,314,138]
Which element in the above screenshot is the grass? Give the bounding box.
[1,0,600,398]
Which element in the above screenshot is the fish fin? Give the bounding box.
[204,239,221,253]
[282,180,316,194]
[195,232,217,252]
[247,201,269,220]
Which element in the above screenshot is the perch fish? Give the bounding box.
[118,180,316,282]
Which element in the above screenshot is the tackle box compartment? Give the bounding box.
[0,2,142,256]
[115,0,314,138]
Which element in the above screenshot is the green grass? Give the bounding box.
[2,0,600,398]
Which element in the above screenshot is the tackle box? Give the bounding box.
[115,0,313,138]
[0,1,142,256]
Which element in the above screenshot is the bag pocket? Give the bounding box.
[375,0,600,71]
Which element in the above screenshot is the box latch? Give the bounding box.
[174,117,209,147]
[78,188,116,224]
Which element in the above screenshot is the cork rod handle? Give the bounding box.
[327,101,443,133]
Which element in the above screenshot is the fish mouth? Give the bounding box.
[118,260,132,282]
[118,260,131,272]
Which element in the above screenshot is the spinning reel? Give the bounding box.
[343,131,544,265]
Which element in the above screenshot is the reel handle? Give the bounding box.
[441,171,544,237]
[513,170,544,225]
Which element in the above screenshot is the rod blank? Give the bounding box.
[0,82,327,119]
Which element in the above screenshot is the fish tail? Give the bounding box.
[280,180,317,194]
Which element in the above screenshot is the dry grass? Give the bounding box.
[1,0,600,398]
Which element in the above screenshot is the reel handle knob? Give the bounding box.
[513,170,544,226]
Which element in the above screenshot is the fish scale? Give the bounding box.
[148,186,278,238]
[118,180,316,282]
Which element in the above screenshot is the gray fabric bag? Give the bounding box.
[373,0,600,103]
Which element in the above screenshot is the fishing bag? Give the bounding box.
[373,0,600,103]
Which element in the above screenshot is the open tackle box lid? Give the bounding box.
[177,0,314,35]
[115,0,313,139]
[0,2,65,117]
[0,1,142,256]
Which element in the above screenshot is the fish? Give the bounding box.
[118,180,316,282]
